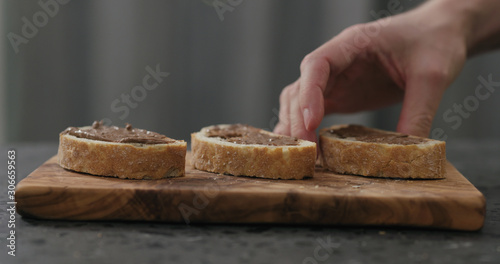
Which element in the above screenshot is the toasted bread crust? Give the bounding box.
[191,125,316,179]
[58,132,186,179]
[319,125,446,179]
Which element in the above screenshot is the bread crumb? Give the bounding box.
[378,231,386,235]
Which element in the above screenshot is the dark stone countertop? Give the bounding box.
[0,140,499,264]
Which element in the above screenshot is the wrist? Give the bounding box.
[420,0,500,56]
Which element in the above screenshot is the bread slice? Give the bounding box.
[319,124,446,179]
[191,124,316,179]
[58,122,186,179]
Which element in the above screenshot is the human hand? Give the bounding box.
[274,1,470,141]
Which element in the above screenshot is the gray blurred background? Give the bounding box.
[1,0,499,144]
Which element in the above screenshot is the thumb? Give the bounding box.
[397,72,447,137]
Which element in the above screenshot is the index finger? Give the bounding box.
[298,27,360,131]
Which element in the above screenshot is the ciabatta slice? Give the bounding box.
[191,124,316,179]
[58,122,186,179]
[319,124,446,179]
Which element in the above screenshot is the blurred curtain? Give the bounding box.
[2,0,500,143]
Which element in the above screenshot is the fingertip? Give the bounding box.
[304,106,324,132]
[273,124,283,135]
[303,108,312,131]
[398,77,443,138]
[300,93,324,134]
[298,55,328,133]
[273,125,281,134]
[291,126,316,143]
[274,122,288,136]
[396,105,434,137]
[303,131,317,143]
[303,106,322,132]
[396,116,432,138]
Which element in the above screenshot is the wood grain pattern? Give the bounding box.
[16,153,486,231]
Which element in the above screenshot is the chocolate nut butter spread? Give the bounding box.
[206,124,299,146]
[329,124,427,145]
[61,121,175,144]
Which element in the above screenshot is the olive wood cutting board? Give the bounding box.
[16,153,485,231]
